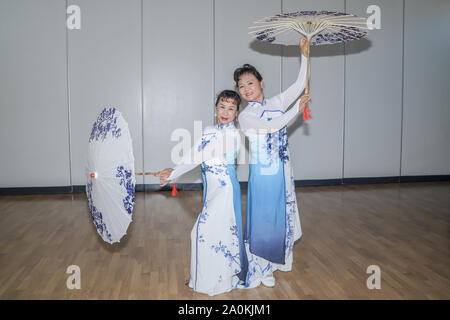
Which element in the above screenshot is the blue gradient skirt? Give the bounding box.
[244,160,287,264]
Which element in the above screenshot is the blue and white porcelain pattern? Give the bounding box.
[89,107,122,142]
[116,165,135,215]
[86,180,113,243]
[86,107,135,244]
[252,10,368,46]
[168,122,247,296]
[237,56,306,288]
[241,105,302,288]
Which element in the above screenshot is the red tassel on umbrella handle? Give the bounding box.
[171,183,178,197]
[303,105,311,120]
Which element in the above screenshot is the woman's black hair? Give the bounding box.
[215,90,241,111]
[233,64,263,87]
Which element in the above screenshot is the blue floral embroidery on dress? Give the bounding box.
[198,139,211,152]
[197,133,217,152]
[116,166,135,214]
[198,203,209,225]
[230,225,239,248]
[261,131,279,165]
[201,163,229,187]
[230,225,238,237]
[211,241,240,267]
[201,163,226,175]
[266,132,273,154]
[278,127,289,163]
[285,182,298,255]
[86,181,113,242]
[260,110,290,164]
[89,107,122,142]
[243,252,273,288]
[285,201,295,255]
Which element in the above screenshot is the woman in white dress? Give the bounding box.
[157,90,248,296]
[233,37,311,288]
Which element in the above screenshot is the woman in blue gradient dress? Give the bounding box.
[234,37,311,288]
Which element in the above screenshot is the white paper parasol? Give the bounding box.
[249,10,370,120]
[86,107,135,244]
[249,10,369,45]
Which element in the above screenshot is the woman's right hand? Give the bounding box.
[298,93,311,112]
[155,168,174,187]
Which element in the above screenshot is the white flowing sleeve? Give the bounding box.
[166,151,200,182]
[167,128,237,181]
[238,105,299,133]
[269,54,308,112]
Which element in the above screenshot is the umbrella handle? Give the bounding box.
[135,172,158,176]
[302,40,311,121]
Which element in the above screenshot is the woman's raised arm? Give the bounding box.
[268,37,309,111]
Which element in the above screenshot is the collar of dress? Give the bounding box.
[247,98,266,107]
[216,122,235,130]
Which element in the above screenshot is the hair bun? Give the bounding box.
[233,63,263,85]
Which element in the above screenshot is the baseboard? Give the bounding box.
[1,175,449,195]
[0,186,73,195]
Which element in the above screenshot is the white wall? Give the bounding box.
[0,0,70,187]
[401,0,450,175]
[284,0,346,180]
[345,0,404,178]
[0,0,449,189]
[68,0,143,186]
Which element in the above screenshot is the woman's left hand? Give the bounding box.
[299,37,309,57]
[298,93,311,112]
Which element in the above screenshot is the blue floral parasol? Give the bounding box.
[249,10,370,120]
[249,10,369,46]
[86,107,135,244]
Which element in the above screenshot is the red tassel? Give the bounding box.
[171,183,178,197]
[303,105,311,120]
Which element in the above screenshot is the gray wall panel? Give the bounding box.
[401,0,450,175]
[344,0,404,178]
[0,0,70,187]
[68,0,143,186]
[283,0,345,180]
[143,0,214,184]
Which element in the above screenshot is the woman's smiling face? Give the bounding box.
[237,72,264,102]
[216,98,238,125]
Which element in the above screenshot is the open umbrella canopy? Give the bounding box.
[86,107,135,244]
[249,10,369,45]
[249,10,370,120]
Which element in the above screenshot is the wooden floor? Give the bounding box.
[0,181,449,300]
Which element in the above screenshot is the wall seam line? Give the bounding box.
[399,0,405,177]
[141,0,145,191]
[66,0,73,191]
[342,0,347,182]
